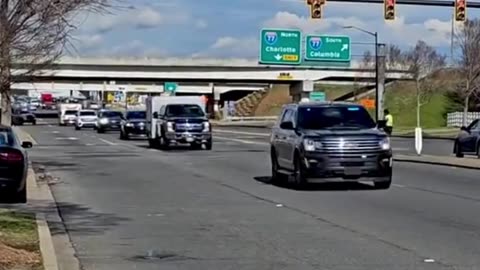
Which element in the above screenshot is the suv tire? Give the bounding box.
[291,154,307,189]
[374,179,392,190]
[270,148,281,183]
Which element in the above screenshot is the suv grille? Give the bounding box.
[318,136,382,155]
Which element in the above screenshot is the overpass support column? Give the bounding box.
[289,80,314,103]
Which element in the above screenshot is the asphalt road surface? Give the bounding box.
[20,119,480,270]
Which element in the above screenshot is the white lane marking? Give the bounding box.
[55,137,78,140]
[215,136,269,146]
[214,129,270,137]
[392,147,409,151]
[393,184,405,188]
[85,143,95,146]
[423,259,435,263]
[52,131,59,134]
[98,138,117,146]
[47,124,53,127]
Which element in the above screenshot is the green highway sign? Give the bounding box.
[305,35,351,62]
[259,29,302,65]
[164,82,178,93]
[309,92,326,102]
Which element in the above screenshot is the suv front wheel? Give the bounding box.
[290,154,307,188]
[270,148,281,183]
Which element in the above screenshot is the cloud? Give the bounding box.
[193,36,258,58]
[75,34,104,50]
[77,6,185,34]
[195,19,208,29]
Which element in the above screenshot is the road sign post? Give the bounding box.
[305,35,351,62]
[164,82,178,94]
[259,29,302,65]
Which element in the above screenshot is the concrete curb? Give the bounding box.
[25,166,58,270]
[36,213,59,270]
[393,155,480,170]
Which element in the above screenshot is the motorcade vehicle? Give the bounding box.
[270,102,392,189]
[120,110,147,140]
[0,125,33,203]
[146,96,212,150]
[96,110,123,133]
[58,103,82,126]
[74,110,98,130]
[453,118,480,157]
[11,107,36,125]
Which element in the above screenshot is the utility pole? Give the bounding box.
[377,44,387,120]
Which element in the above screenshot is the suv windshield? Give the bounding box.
[126,111,146,119]
[80,111,96,116]
[102,111,123,118]
[165,104,204,117]
[297,106,376,130]
[65,110,77,115]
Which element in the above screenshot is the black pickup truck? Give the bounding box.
[150,103,212,150]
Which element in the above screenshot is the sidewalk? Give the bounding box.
[394,154,480,170]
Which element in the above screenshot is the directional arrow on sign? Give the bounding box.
[274,54,282,61]
[341,44,349,51]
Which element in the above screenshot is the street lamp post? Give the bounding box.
[343,26,379,121]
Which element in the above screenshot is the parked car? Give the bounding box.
[0,125,33,203]
[453,118,480,157]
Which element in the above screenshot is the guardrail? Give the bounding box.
[224,116,278,121]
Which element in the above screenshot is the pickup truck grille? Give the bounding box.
[318,137,382,155]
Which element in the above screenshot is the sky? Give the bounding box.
[71,0,480,60]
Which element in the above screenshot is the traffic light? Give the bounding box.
[384,0,395,20]
[455,0,466,22]
[310,0,323,19]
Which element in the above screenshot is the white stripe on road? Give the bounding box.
[215,136,269,146]
[98,138,117,146]
[214,130,270,137]
[55,137,78,140]
[393,184,406,188]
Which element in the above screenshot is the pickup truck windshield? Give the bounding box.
[166,104,204,117]
[101,111,123,118]
[297,106,376,130]
[65,110,77,115]
[126,111,146,119]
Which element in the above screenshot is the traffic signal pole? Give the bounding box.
[321,0,480,8]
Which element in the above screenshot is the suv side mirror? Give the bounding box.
[460,126,469,132]
[377,120,386,129]
[280,121,294,130]
[153,112,158,119]
[21,141,33,148]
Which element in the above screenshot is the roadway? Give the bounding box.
[21,119,479,270]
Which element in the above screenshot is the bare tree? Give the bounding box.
[352,51,374,102]
[0,0,114,125]
[454,19,480,126]
[404,40,446,127]
[386,44,404,69]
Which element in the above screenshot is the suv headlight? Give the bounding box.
[203,121,210,132]
[126,122,134,127]
[379,137,391,150]
[303,139,316,151]
[167,121,175,132]
[99,118,108,124]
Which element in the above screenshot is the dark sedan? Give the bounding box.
[454,118,480,157]
[0,125,33,203]
[96,110,124,133]
[120,110,146,140]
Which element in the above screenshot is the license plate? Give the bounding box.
[344,167,362,176]
[186,137,194,142]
